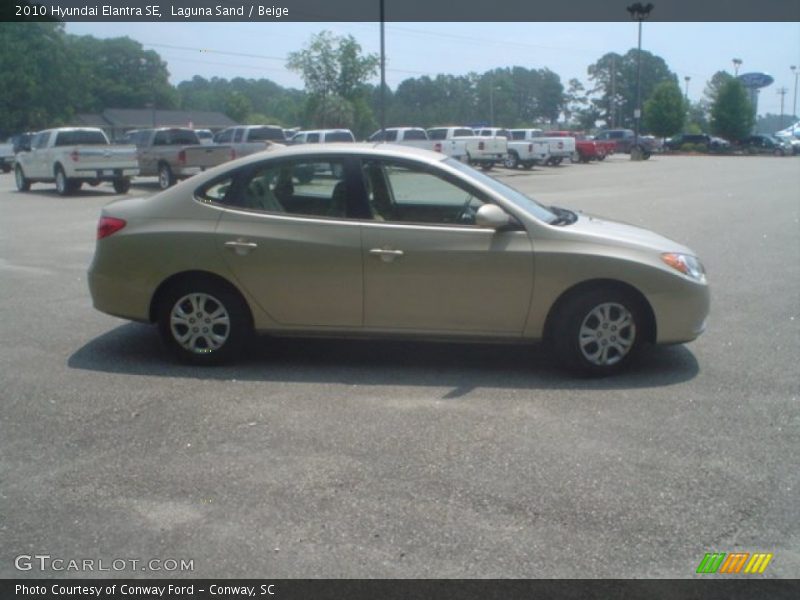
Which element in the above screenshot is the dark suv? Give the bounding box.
[665,133,730,152]
[740,134,792,156]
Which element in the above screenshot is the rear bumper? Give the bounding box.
[74,167,139,180]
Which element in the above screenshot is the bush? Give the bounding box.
[679,142,707,153]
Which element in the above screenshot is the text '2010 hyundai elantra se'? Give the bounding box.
[88,144,709,375]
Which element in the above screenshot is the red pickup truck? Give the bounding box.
[545,131,608,163]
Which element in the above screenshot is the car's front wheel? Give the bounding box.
[552,287,645,376]
[15,165,30,191]
[158,163,175,190]
[157,278,252,365]
[112,178,131,194]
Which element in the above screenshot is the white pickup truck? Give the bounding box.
[475,127,550,169]
[14,128,139,195]
[368,127,468,160]
[427,126,507,170]
[214,125,286,159]
[508,129,576,166]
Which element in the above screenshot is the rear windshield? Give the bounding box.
[454,128,474,137]
[247,127,285,142]
[54,130,107,146]
[427,129,446,140]
[324,131,354,142]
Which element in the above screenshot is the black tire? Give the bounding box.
[479,161,494,171]
[521,161,534,170]
[552,157,563,166]
[503,152,519,169]
[157,277,252,366]
[15,165,30,191]
[551,287,646,376]
[54,166,73,196]
[158,163,175,190]
[773,148,785,156]
[113,178,131,194]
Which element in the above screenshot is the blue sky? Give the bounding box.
[65,21,800,117]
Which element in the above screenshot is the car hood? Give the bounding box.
[566,212,697,256]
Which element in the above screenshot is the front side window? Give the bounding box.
[306,133,320,143]
[361,159,488,226]
[233,129,244,143]
[216,129,233,143]
[234,158,351,219]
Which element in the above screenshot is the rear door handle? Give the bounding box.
[225,240,258,255]
[369,248,404,262]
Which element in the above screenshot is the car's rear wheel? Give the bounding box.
[504,152,519,169]
[773,148,785,156]
[55,166,72,196]
[158,163,175,190]
[552,287,645,376]
[480,161,495,171]
[113,178,131,194]
[15,165,30,191]
[157,278,252,365]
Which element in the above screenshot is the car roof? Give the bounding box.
[217,143,450,168]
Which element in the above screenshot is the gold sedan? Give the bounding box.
[88,144,709,375]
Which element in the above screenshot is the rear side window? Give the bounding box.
[55,130,108,146]
[510,131,525,141]
[215,129,234,143]
[325,131,354,142]
[404,129,427,141]
[454,129,474,137]
[427,129,446,141]
[233,129,245,143]
[247,127,285,142]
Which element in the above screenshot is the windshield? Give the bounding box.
[444,158,558,224]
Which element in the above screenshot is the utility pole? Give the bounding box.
[733,58,742,77]
[379,0,386,138]
[610,55,617,128]
[791,66,798,122]
[777,87,788,129]
[626,2,654,159]
[684,76,691,100]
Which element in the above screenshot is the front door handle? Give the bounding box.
[369,248,404,262]
[225,240,258,256]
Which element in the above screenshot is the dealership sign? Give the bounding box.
[738,72,774,89]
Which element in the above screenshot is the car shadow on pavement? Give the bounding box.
[68,323,699,393]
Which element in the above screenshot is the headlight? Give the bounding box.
[661,253,706,283]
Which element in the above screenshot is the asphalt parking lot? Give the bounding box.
[1,154,798,579]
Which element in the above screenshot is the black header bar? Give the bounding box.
[3,0,799,22]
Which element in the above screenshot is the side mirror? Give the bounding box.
[475,204,513,229]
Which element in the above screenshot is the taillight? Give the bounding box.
[434,142,442,152]
[178,150,186,164]
[70,150,79,162]
[528,144,532,152]
[478,141,485,150]
[97,216,126,240]
[230,148,236,160]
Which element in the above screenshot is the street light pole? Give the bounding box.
[379,0,386,139]
[626,3,653,160]
[777,87,788,129]
[684,76,691,100]
[791,65,798,122]
[733,58,742,77]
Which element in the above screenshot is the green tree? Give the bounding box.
[224,92,252,123]
[710,79,754,142]
[587,49,677,128]
[287,31,378,131]
[643,80,685,137]
[703,70,734,104]
[0,23,83,135]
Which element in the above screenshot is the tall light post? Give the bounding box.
[777,87,788,129]
[791,65,798,121]
[379,0,386,138]
[684,76,691,100]
[626,2,653,159]
[733,58,742,76]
